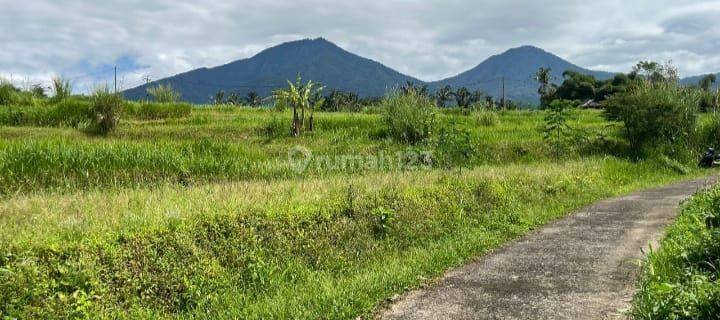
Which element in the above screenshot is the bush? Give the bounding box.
[89,86,122,135]
[0,80,19,105]
[147,84,180,103]
[381,91,437,144]
[604,83,700,156]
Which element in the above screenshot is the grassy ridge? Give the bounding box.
[0,159,695,319]
[632,184,720,319]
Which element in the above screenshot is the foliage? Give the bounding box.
[434,85,454,107]
[632,186,720,319]
[604,82,700,156]
[148,84,180,103]
[0,98,91,127]
[50,77,72,102]
[475,109,499,126]
[699,74,717,92]
[535,67,553,107]
[543,99,577,159]
[0,79,20,105]
[381,90,438,144]
[89,86,122,135]
[245,91,262,107]
[272,76,324,136]
[123,101,192,120]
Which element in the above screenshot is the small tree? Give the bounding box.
[147,84,180,103]
[90,86,122,135]
[543,99,577,159]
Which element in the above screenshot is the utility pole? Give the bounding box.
[501,76,506,109]
[143,75,152,103]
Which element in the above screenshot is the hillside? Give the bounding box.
[123,38,422,103]
[681,73,720,90]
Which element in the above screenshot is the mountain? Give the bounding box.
[123,38,422,103]
[681,73,720,91]
[432,46,616,104]
[129,40,718,106]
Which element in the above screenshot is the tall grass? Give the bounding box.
[632,185,720,319]
[50,76,72,102]
[381,91,438,144]
[0,159,695,319]
[89,86,122,135]
[148,84,180,103]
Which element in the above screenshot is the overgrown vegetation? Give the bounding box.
[147,84,180,103]
[382,90,438,144]
[88,86,122,135]
[632,184,720,319]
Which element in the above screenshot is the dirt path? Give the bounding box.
[379,176,717,320]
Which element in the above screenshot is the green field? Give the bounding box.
[0,103,709,318]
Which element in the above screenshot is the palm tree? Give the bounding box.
[245,91,261,107]
[536,67,552,107]
[214,90,225,105]
[471,90,485,105]
[272,76,324,136]
[454,87,472,108]
[435,85,453,107]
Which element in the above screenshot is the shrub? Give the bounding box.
[89,86,122,135]
[381,91,438,144]
[50,77,72,102]
[604,82,700,156]
[0,79,19,105]
[147,84,180,103]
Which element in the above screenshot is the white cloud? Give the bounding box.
[1,0,719,92]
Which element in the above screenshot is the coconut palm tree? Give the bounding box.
[454,87,472,108]
[434,85,453,107]
[245,91,262,107]
[536,67,552,107]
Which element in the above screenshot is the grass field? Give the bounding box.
[0,104,709,318]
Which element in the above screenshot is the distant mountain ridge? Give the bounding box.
[124,38,719,105]
[431,46,616,103]
[124,38,421,103]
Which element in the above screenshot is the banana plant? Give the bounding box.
[272,76,324,136]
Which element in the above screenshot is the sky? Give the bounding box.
[1,0,719,93]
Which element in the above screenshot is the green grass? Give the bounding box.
[631,184,720,319]
[0,105,711,319]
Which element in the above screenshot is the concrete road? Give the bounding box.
[380,176,717,320]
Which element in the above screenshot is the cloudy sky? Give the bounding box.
[1,0,719,92]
